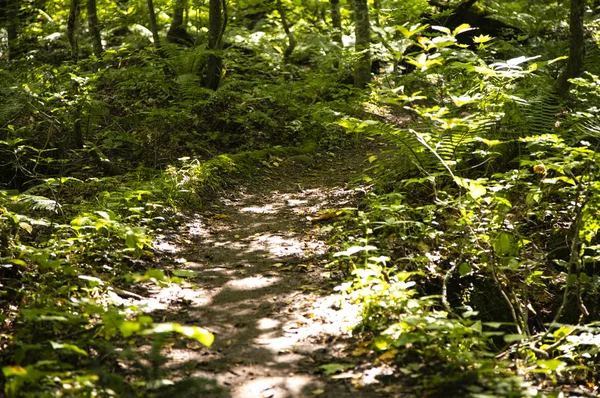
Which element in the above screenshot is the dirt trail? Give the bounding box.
[148,142,390,398]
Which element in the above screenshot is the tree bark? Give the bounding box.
[353,0,371,88]
[167,0,192,44]
[558,0,586,96]
[276,0,296,62]
[6,0,20,60]
[67,0,80,59]
[87,0,103,57]
[203,0,226,90]
[330,0,342,46]
[147,0,161,47]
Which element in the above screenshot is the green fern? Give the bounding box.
[164,44,211,76]
[7,194,58,213]
[518,93,560,137]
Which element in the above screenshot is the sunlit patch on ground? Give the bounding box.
[144,146,385,397]
[226,275,280,290]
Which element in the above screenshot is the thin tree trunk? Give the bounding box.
[353,0,371,88]
[167,0,191,44]
[276,0,296,62]
[87,0,103,57]
[330,0,342,45]
[67,0,80,59]
[204,0,226,90]
[558,0,586,96]
[147,0,161,47]
[6,0,20,60]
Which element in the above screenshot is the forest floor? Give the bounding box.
[136,140,402,397]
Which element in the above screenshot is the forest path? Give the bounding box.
[149,141,390,398]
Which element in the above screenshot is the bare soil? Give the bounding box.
[145,141,398,397]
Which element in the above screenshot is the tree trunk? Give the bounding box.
[330,0,342,46]
[147,0,161,47]
[558,0,586,96]
[353,0,371,88]
[67,0,80,59]
[87,0,103,57]
[203,0,226,90]
[276,0,296,62]
[167,0,192,44]
[6,0,20,60]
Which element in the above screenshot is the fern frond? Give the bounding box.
[164,44,210,76]
[518,93,560,137]
[9,194,59,212]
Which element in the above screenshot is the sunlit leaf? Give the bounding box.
[473,34,492,43]
[334,245,378,257]
[50,341,88,356]
[453,23,474,36]
[2,366,27,377]
[172,269,198,278]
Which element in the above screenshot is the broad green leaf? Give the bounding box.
[18,222,32,234]
[143,323,214,347]
[125,229,139,249]
[2,366,27,377]
[71,216,90,226]
[493,232,514,256]
[468,181,486,199]
[172,269,198,278]
[458,263,472,276]
[318,363,354,375]
[552,326,573,339]
[431,25,451,35]
[504,334,527,343]
[536,359,565,372]
[95,211,111,220]
[8,259,27,267]
[173,325,214,347]
[119,321,141,337]
[453,23,473,35]
[50,341,88,356]
[145,269,166,280]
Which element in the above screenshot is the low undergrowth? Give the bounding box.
[0,139,321,397]
[331,25,600,397]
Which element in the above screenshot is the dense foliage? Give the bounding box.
[2,0,600,396]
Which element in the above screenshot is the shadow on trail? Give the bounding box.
[148,152,386,398]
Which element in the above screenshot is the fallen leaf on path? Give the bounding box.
[213,213,228,219]
[311,389,325,395]
[351,345,372,357]
[375,349,399,364]
[307,209,342,222]
[331,372,355,379]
